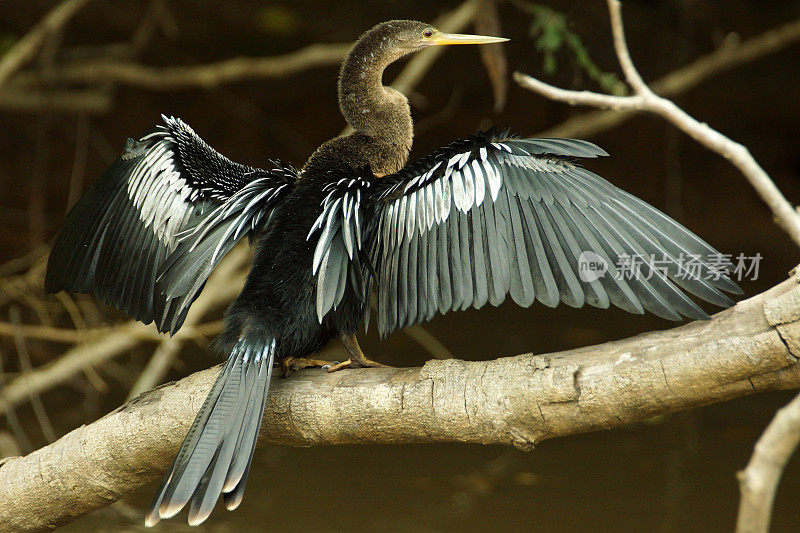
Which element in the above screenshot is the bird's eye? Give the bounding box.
[422,28,434,38]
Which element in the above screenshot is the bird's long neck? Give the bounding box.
[337,36,413,162]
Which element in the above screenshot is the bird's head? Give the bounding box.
[338,20,508,137]
[364,20,508,58]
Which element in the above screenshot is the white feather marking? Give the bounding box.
[425,184,435,231]
[451,168,467,213]
[487,159,503,201]
[462,163,474,211]
[472,159,485,207]
[433,178,444,224]
[406,191,417,242]
[440,176,451,221]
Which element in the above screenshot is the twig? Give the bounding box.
[0,239,244,414]
[736,392,800,533]
[53,292,85,330]
[26,2,64,248]
[125,337,183,401]
[0,246,47,278]
[606,0,647,95]
[0,431,22,459]
[475,0,508,112]
[8,307,56,443]
[2,273,800,531]
[0,0,180,114]
[0,316,226,413]
[0,0,92,88]
[514,1,800,249]
[0,348,33,454]
[414,84,464,135]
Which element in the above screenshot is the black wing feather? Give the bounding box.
[366,129,741,337]
[46,116,296,334]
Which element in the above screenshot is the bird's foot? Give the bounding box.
[281,356,341,378]
[325,356,387,373]
[325,333,390,372]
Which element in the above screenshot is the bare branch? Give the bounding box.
[15,42,351,91]
[514,8,800,249]
[0,0,92,88]
[606,0,648,94]
[1,274,799,531]
[736,392,800,533]
[520,17,800,139]
[8,306,56,443]
[513,74,645,110]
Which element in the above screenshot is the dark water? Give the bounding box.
[3,0,800,531]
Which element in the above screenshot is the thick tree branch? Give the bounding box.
[1,273,799,531]
[736,392,800,533]
[515,1,800,249]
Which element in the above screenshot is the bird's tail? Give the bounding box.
[145,337,276,527]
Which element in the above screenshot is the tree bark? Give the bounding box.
[1,273,800,531]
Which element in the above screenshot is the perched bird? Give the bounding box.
[45,20,741,526]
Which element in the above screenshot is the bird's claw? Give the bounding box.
[325,358,388,373]
[281,357,341,377]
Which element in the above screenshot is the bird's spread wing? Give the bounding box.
[364,129,741,337]
[45,116,297,334]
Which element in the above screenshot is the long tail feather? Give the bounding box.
[145,338,276,527]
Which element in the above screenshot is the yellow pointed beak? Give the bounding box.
[427,32,509,46]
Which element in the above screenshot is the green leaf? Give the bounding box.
[520,2,628,96]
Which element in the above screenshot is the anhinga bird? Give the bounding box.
[45,20,741,526]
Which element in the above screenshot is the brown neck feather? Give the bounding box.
[337,29,413,154]
[304,22,425,177]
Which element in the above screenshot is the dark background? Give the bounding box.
[1,0,799,531]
